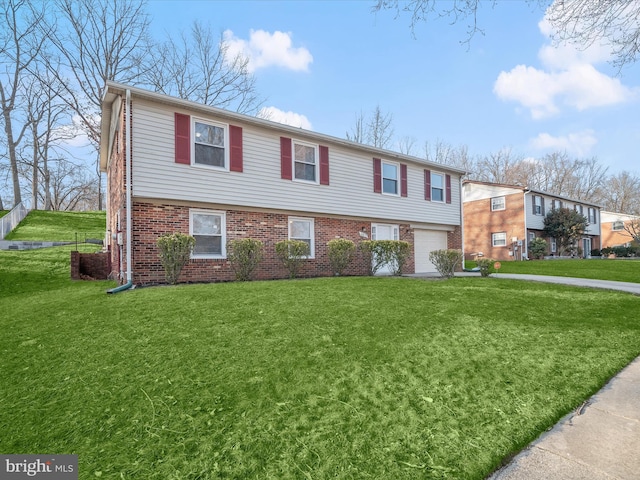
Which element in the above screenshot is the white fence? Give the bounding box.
[0,202,29,239]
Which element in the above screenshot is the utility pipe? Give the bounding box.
[108,88,134,294]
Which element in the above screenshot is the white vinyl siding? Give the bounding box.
[131,100,461,226]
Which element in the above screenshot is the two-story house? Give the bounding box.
[99,82,464,285]
[600,211,639,248]
[463,181,601,261]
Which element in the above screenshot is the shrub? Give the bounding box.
[590,248,602,257]
[156,233,195,285]
[428,249,463,279]
[227,238,264,281]
[476,258,495,277]
[327,239,356,276]
[359,240,411,276]
[528,238,547,260]
[275,240,310,279]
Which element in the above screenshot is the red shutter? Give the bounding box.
[280,137,292,180]
[446,174,452,204]
[400,164,408,197]
[424,169,431,201]
[229,125,243,172]
[319,145,329,185]
[174,113,190,165]
[373,158,382,193]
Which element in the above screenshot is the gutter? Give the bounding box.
[108,88,134,294]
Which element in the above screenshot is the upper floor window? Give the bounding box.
[612,220,624,231]
[289,217,315,258]
[194,120,227,168]
[533,195,545,215]
[552,199,562,210]
[587,207,597,223]
[382,161,399,195]
[294,141,318,183]
[492,232,507,247]
[431,172,445,202]
[575,204,584,215]
[491,196,505,211]
[190,209,226,258]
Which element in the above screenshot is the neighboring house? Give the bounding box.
[99,82,464,285]
[601,211,640,248]
[463,181,601,261]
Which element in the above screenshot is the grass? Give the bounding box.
[487,258,640,283]
[4,210,106,241]
[2,247,640,479]
[0,210,8,218]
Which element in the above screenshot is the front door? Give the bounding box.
[371,223,399,275]
[582,238,592,258]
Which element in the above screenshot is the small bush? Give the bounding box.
[227,238,264,281]
[528,238,547,260]
[275,240,310,279]
[429,249,463,279]
[476,258,495,277]
[327,239,356,276]
[156,233,195,285]
[590,248,602,257]
[360,240,411,276]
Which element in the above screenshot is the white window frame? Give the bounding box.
[381,160,400,196]
[431,172,445,203]
[612,220,624,231]
[192,117,229,170]
[288,216,315,259]
[292,140,319,184]
[575,204,584,215]
[491,196,505,211]
[492,232,507,247]
[588,207,597,224]
[189,209,226,259]
[371,223,400,241]
[552,199,562,210]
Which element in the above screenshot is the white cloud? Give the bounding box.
[223,29,313,73]
[52,114,93,148]
[530,130,598,156]
[258,106,312,130]
[493,16,636,119]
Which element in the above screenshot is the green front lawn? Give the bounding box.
[4,210,106,241]
[2,247,639,479]
[491,258,640,283]
[0,210,8,218]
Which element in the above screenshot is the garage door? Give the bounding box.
[414,230,448,273]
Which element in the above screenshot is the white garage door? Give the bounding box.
[414,230,448,273]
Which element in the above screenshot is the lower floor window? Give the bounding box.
[288,217,315,258]
[190,209,226,258]
[492,232,507,247]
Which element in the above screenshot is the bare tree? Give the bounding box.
[141,21,262,114]
[345,105,394,149]
[599,171,640,214]
[43,0,151,209]
[367,105,394,149]
[373,0,640,68]
[0,0,47,207]
[425,140,474,174]
[346,111,366,143]
[622,218,640,243]
[474,147,525,184]
[397,135,417,155]
[546,0,640,70]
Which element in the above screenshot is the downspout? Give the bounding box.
[459,176,465,267]
[108,88,134,294]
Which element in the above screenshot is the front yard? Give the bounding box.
[1,247,639,479]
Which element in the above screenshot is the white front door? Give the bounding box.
[371,223,399,275]
[582,238,592,258]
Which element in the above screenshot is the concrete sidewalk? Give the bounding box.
[491,273,640,295]
[488,356,640,480]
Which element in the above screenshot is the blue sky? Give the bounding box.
[147,0,640,175]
